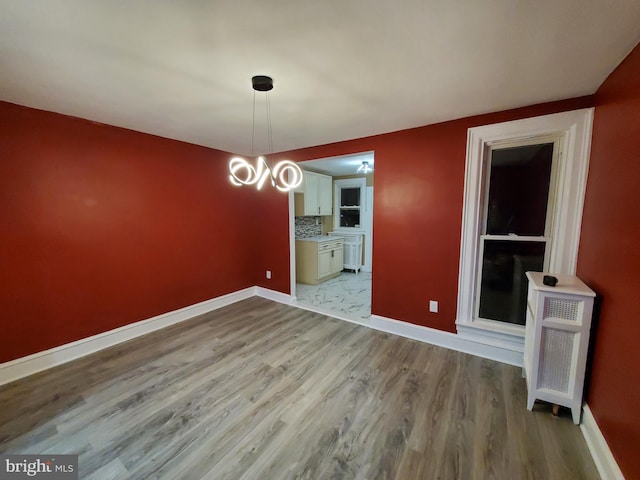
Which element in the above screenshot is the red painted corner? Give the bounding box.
[0,101,261,363]
[576,42,640,479]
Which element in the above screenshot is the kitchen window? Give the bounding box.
[334,178,366,230]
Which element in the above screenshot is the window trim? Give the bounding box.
[473,137,559,328]
[456,109,594,340]
[482,137,561,239]
[334,178,366,231]
[473,235,551,324]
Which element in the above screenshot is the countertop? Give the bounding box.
[295,235,343,243]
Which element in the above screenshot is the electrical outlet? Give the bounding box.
[266,270,272,279]
[429,300,438,313]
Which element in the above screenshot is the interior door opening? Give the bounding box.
[288,152,374,323]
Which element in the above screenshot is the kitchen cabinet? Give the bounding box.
[328,232,363,273]
[318,249,331,278]
[523,272,595,424]
[296,237,344,285]
[295,171,332,216]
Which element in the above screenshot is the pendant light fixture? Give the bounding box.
[356,161,373,174]
[228,76,303,192]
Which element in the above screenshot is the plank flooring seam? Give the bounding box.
[0,298,599,479]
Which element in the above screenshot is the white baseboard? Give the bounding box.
[370,314,523,366]
[0,287,255,387]
[580,405,625,479]
[254,286,294,305]
[1,285,620,478]
[0,285,533,384]
[258,291,523,366]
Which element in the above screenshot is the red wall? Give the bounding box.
[271,97,593,332]
[2,49,636,474]
[253,187,291,293]
[0,94,597,360]
[577,43,640,479]
[0,101,261,363]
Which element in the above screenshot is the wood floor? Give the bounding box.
[0,297,598,479]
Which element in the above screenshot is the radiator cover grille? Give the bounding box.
[538,327,575,393]
[543,297,580,322]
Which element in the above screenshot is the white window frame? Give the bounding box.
[334,178,366,231]
[456,109,594,344]
[473,136,560,324]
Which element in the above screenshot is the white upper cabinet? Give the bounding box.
[317,174,333,215]
[297,171,333,216]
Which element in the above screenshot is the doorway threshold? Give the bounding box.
[290,298,371,328]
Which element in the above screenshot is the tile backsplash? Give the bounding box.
[295,216,322,237]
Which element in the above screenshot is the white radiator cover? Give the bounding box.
[523,272,595,425]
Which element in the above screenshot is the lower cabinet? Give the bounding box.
[318,249,331,279]
[296,238,344,285]
[329,247,343,275]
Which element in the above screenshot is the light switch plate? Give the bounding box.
[266,270,272,279]
[429,300,438,313]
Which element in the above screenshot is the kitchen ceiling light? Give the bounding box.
[228,76,303,192]
[356,161,373,174]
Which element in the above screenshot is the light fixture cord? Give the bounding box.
[252,88,274,156]
[266,91,273,154]
[266,91,275,185]
[251,90,256,157]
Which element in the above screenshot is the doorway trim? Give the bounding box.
[288,152,374,304]
[288,189,297,300]
[456,108,594,346]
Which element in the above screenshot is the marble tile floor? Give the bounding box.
[295,271,372,320]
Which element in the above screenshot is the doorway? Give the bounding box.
[289,152,374,323]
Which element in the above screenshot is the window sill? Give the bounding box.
[456,319,525,352]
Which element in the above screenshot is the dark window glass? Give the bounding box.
[341,188,360,207]
[340,209,360,227]
[478,240,545,325]
[486,143,553,236]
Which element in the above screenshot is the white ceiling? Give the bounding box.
[1,1,639,157]
[301,152,374,176]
